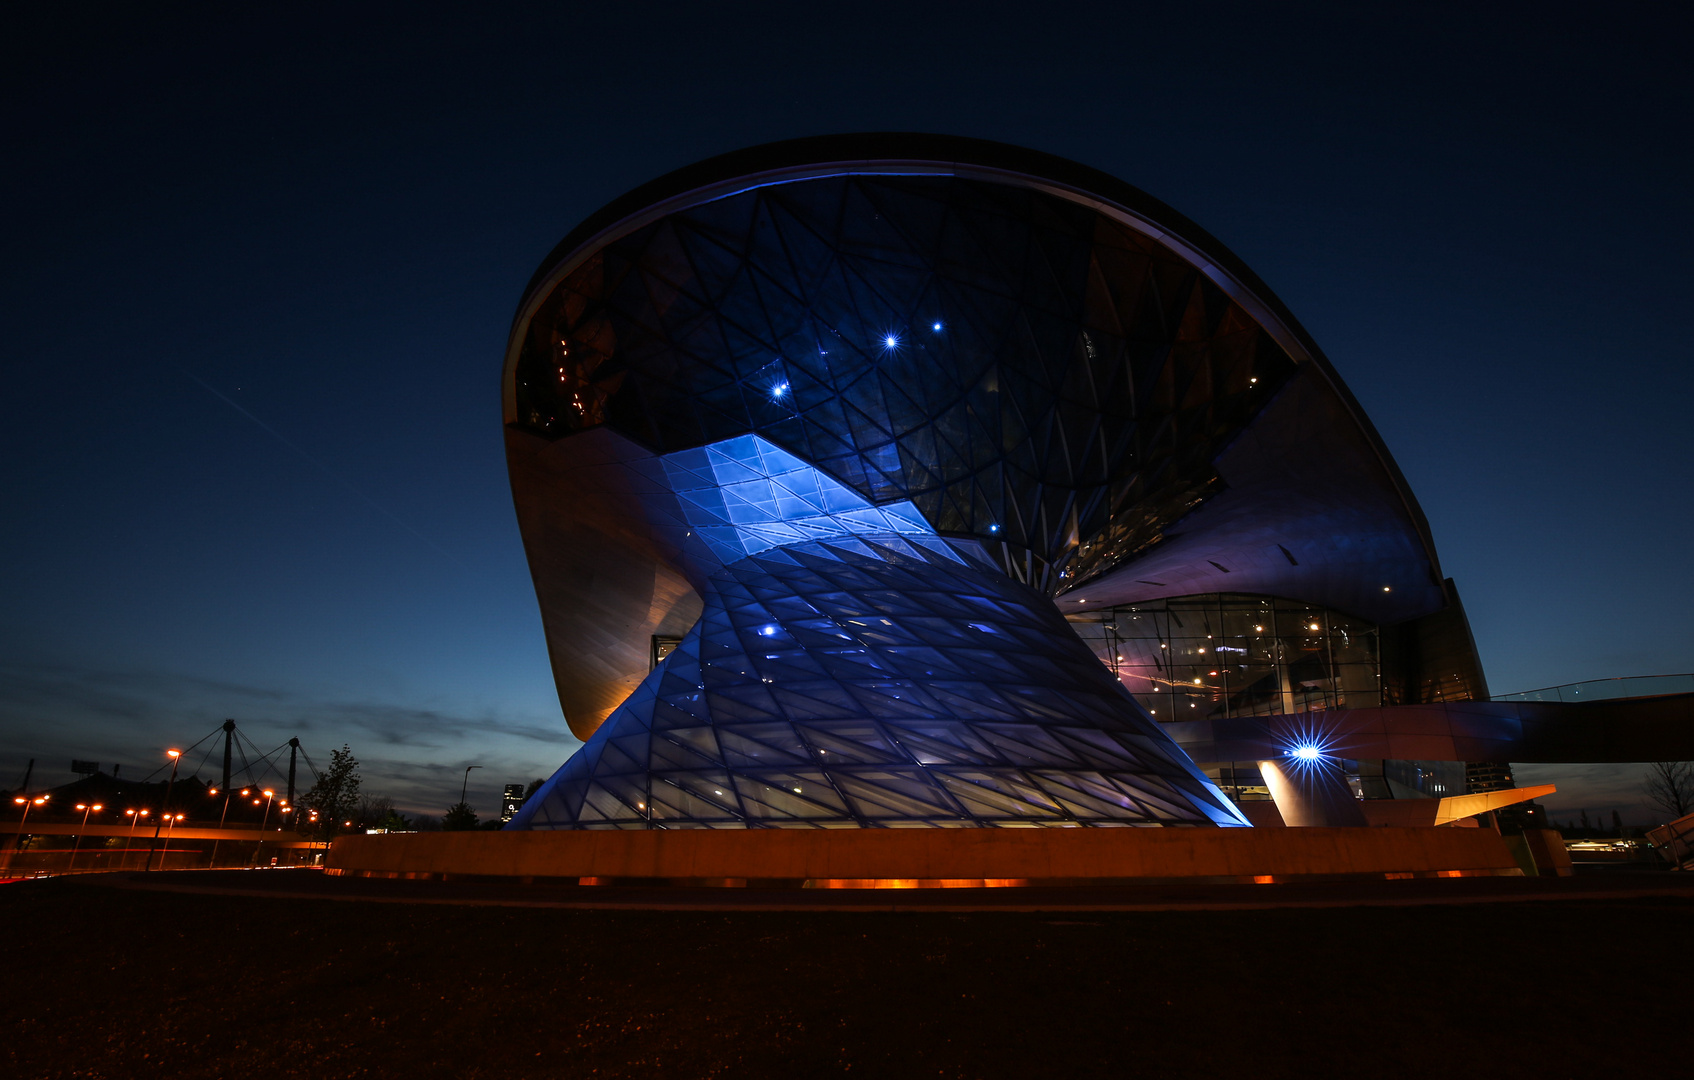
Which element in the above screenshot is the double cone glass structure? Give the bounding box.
[503,135,1467,830]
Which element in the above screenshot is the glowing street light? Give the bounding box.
[207,786,250,869]
[159,812,186,867]
[70,803,103,871]
[13,794,47,825]
[4,795,48,873]
[143,748,184,873]
[124,807,149,870]
[251,790,277,868]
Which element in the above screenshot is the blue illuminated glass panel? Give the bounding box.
[511,468,1248,830]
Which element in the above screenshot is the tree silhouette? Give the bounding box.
[1644,761,1694,821]
[301,745,361,842]
[443,802,479,830]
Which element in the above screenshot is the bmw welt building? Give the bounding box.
[329,135,1694,881]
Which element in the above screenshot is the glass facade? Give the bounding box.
[1069,595,1470,804]
[510,434,1247,829]
[512,172,1295,595]
[1069,594,1383,724]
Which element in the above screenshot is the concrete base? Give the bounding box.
[327,826,1524,886]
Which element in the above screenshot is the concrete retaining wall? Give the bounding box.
[327,826,1522,884]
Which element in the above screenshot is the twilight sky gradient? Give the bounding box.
[2,4,1689,822]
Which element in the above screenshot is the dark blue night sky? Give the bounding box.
[3,4,1689,821]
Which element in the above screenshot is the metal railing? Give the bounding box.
[1647,812,1694,871]
[1493,673,1694,703]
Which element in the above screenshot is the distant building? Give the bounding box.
[499,785,526,824]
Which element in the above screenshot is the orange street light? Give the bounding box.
[5,795,49,872]
[125,807,150,867]
[125,807,149,861]
[158,812,187,869]
[145,748,185,873]
[251,789,278,866]
[14,795,45,827]
[71,803,104,871]
[209,783,244,869]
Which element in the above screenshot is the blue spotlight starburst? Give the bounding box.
[1272,712,1352,779]
[882,333,900,351]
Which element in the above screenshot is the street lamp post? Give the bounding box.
[250,790,275,867]
[124,809,149,869]
[6,795,48,873]
[13,795,47,828]
[143,749,183,873]
[460,765,481,811]
[304,808,325,862]
[276,805,293,864]
[158,813,185,867]
[206,787,249,869]
[70,803,103,871]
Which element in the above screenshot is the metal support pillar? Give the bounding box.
[287,738,299,805]
[221,719,235,792]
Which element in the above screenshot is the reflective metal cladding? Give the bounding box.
[500,135,1461,829]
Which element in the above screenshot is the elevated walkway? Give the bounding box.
[0,822,316,845]
[1167,685,1694,764]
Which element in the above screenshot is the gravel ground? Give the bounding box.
[3,873,1686,1079]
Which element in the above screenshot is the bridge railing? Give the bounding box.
[1493,673,1694,703]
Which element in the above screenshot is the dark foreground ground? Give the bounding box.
[3,870,1688,1079]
